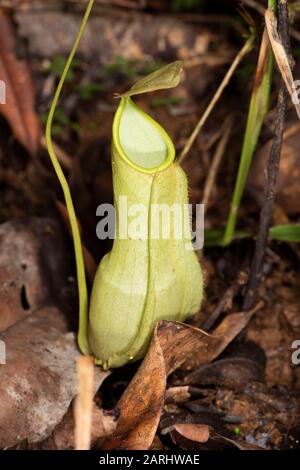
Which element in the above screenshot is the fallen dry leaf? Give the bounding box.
[101,308,258,450]
[23,379,116,450]
[185,356,265,391]
[0,305,110,449]
[169,423,210,444]
[0,9,41,154]
[27,378,115,450]
[0,218,74,332]
[13,379,114,450]
[265,8,300,119]
[0,306,79,448]
[165,386,191,404]
[169,425,263,450]
[101,331,166,451]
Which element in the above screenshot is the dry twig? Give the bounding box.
[243,0,291,310]
[74,356,94,450]
[265,8,300,118]
[178,37,254,164]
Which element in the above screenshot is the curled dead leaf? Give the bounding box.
[0,218,74,333]
[265,8,300,119]
[101,306,260,450]
[164,423,210,444]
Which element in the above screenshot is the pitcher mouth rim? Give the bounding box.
[112,96,176,175]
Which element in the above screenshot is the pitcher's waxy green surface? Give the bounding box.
[45,0,203,369]
[89,95,203,368]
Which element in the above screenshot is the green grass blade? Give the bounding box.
[205,224,300,247]
[222,0,276,246]
[205,228,251,246]
[270,224,300,242]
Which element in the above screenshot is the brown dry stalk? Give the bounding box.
[74,356,94,450]
[241,0,300,42]
[243,0,291,311]
[0,9,41,155]
[265,7,300,119]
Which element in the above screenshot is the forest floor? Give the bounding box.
[0,0,300,451]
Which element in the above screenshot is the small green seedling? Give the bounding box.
[46,0,203,369]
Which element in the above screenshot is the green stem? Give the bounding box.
[45,0,95,354]
[222,0,276,246]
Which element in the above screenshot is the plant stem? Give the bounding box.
[222,0,276,246]
[243,0,290,310]
[45,0,95,355]
[178,34,254,164]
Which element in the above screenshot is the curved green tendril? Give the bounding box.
[45,0,95,355]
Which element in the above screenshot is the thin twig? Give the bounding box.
[177,36,254,164]
[243,0,290,311]
[74,356,94,450]
[202,114,234,211]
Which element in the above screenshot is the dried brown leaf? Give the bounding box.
[0,218,74,332]
[170,427,263,450]
[0,9,41,154]
[0,306,79,448]
[165,386,191,404]
[265,8,300,119]
[101,307,259,450]
[101,331,166,450]
[172,423,210,444]
[29,376,114,450]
